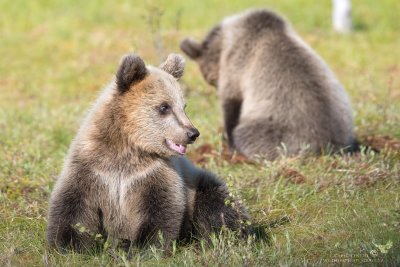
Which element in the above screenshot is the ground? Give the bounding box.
[0,0,399,266]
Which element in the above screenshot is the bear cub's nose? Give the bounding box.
[187,128,200,142]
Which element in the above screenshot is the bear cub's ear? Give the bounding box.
[180,38,202,59]
[159,53,185,80]
[116,54,147,93]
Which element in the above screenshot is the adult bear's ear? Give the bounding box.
[159,53,185,80]
[180,38,202,59]
[116,54,147,93]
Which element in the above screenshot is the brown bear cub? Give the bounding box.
[181,9,356,160]
[46,54,249,252]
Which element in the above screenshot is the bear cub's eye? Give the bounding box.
[158,103,171,115]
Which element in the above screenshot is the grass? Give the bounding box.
[0,0,399,266]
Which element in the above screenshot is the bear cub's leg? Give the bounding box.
[191,170,250,239]
[172,157,250,240]
[222,98,242,147]
[232,119,286,160]
[46,182,104,253]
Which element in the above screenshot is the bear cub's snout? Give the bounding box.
[187,127,200,143]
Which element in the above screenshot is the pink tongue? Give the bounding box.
[175,144,186,155]
[167,140,187,155]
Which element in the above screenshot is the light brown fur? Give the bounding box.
[47,53,250,253]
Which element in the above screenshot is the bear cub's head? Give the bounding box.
[180,26,222,87]
[180,9,287,88]
[114,53,199,157]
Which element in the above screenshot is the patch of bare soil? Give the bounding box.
[361,135,400,151]
[187,142,253,166]
[276,167,306,184]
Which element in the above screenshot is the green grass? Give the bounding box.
[1,0,399,266]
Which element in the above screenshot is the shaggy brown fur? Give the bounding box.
[181,9,356,160]
[46,53,249,253]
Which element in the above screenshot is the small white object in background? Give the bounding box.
[332,0,352,33]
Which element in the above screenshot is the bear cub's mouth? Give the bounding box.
[166,139,187,155]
